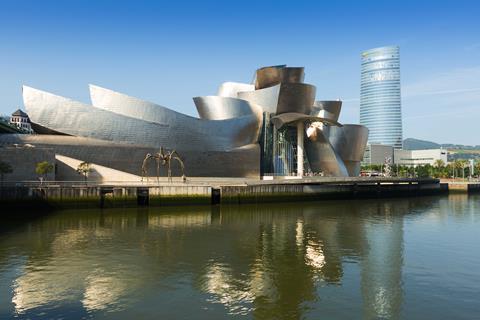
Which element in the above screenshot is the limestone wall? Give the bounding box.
[0,146,55,182]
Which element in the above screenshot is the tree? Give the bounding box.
[452,160,463,179]
[35,161,54,185]
[416,164,433,178]
[474,161,480,178]
[447,162,455,179]
[457,159,469,179]
[398,165,408,178]
[434,159,445,168]
[76,162,92,183]
[0,160,13,185]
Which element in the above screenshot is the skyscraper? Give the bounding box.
[360,46,403,149]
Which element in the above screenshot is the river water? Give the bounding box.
[0,195,479,319]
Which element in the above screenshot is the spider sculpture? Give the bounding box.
[141,148,186,183]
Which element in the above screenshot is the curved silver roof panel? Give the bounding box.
[25,86,260,151]
[238,83,315,115]
[311,101,342,123]
[89,84,261,145]
[276,83,316,115]
[238,84,280,114]
[193,96,262,120]
[255,66,305,90]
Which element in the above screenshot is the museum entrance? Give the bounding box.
[260,113,310,177]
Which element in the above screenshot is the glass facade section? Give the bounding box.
[360,46,403,149]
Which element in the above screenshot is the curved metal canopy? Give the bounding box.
[193,96,262,120]
[238,83,316,115]
[311,101,342,122]
[25,85,261,151]
[270,112,342,129]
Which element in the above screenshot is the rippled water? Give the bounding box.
[0,195,479,319]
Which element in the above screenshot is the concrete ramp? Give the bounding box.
[55,154,141,183]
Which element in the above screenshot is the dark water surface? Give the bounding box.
[0,195,479,319]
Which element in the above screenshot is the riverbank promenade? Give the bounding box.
[0,176,457,209]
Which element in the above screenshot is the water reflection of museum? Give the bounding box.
[3,199,412,318]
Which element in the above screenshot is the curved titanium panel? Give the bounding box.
[254,65,285,90]
[0,134,261,178]
[255,66,305,90]
[276,83,316,115]
[311,101,342,122]
[193,96,262,120]
[281,67,305,84]
[305,127,348,177]
[328,124,369,176]
[25,86,260,151]
[237,84,280,114]
[30,123,71,135]
[238,83,315,115]
[88,84,261,147]
[270,112,341,129]
[217,82,254,98]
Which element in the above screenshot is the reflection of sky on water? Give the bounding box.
[202,262,255,315]
[305,240,326,271]
[0,196,479,319]
[82,270,129,312]
[10,228,141,315]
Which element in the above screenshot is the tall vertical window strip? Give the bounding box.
[360,46,403,149]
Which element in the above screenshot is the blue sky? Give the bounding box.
[0,0,479,144]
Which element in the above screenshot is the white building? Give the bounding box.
[394,149,448,166]
[363,144,448,166]
[362,144,394,165]
[10,109,34,133]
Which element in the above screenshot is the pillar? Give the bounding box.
[297,121,304,177]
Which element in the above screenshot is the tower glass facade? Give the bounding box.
[360,46,403,149]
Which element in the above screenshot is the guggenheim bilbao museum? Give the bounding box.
[0,65,369,179]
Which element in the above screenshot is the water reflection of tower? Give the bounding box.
[360,201,405,320]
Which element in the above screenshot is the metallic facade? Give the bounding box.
[305,101,369,176]
[0,134,260,178]
[25,86,259,151]
[360,46,403,149]
[254,66,305,90]
[238,83,316,115]
[238,84,281,114]
[311,101,342,122]
[193,96,262,120]
[88,85,261,149]
[328,125,369,176]
[0,65,370,179]
[305,126,349,176]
